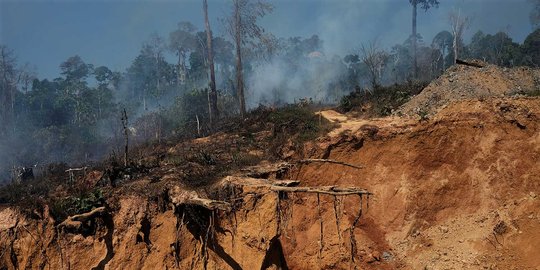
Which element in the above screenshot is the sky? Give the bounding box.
[0,0,535,79]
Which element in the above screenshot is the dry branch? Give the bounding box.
[64,167,87,173]
[297,159,364,169]
[57,206,106,231]
[169,186,231,211]
[222,176,300,188]
[270,186,372,196]
[456,59,485,68]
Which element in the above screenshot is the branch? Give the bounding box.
[64,167,88,173]
[222,176,370,196]
[297,159,364,170]
[169,186,231,211]
[57,206,106,231]
[456,59,485,68]
[270,186,372,196]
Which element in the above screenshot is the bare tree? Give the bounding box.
[225,0,273,118]
[431,30,453,72]
[17,63,37,94]
[203,0,218,127]
[449,9,471,64]
[360,41,388,88]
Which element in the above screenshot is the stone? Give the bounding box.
[382,251,393,261]
[440,226,449,233]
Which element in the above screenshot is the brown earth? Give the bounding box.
[398,63,540,117]
[2,96,539,270]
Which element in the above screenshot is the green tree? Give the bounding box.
[169,22,197,85]
[522,29,540,67]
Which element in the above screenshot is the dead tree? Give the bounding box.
[449,9,471,64]
[121,108,129,166]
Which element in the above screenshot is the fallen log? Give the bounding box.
[169,186,231,211]
[240,162,293,178]
[270,185,372,196]
[297,159,364,170]
[58,206,106,231]
[223,176,299,188]
[456,59,485,68]
[222,176,370,196]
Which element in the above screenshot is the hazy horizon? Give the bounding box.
[0,0,534,79]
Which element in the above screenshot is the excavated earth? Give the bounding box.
[1,64,540,269]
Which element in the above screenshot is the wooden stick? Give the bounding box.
[297,159,364,169]
[64,167,87,172]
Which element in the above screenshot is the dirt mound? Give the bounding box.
[398,63,540,117]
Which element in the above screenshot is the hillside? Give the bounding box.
[2,60,540,269]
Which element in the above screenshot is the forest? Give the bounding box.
[1,0,540,184]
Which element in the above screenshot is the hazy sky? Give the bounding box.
[0,0,534,79]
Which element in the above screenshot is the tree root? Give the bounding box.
[349,194,364,270]
[316,194,324,264]
[57,206,106,231]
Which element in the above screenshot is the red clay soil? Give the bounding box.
[288,97,540,269]
[1,97,539,270]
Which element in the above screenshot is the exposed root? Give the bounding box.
[333,195,344,251]
[174,211,185,269]
[349,194,363,270]
[316,193,324,264]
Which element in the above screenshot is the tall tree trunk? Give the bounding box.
[203,0,218,126]
[178,51,186,85]
[234,1,246,118]
[412,0,418,79]
[441,46,445,73]
[453,35,458,64]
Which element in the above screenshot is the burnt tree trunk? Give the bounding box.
[121,108,129,167]
[203,0,219,126]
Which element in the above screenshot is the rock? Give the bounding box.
[72,234,84,243]
[371,250,381,260]
[382,251,393,261]
[440,226,449,234]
